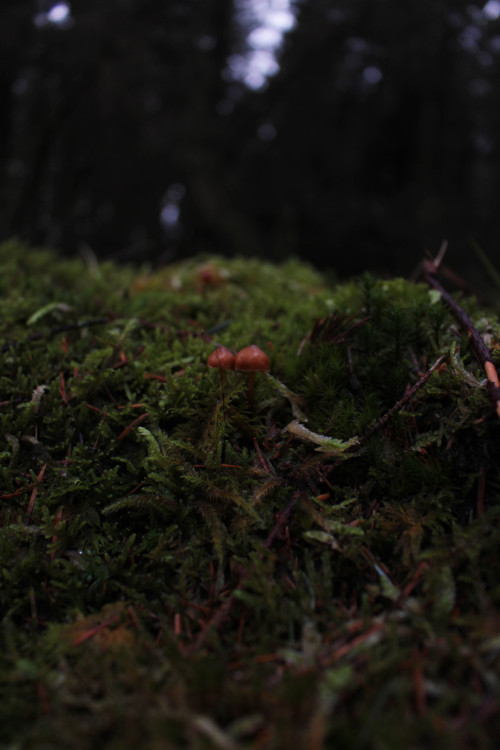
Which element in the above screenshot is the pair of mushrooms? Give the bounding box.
[207,344,270,409]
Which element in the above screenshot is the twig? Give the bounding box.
[263,491,298,550]
[117,413,150,441]
[423,262,500,418]
[26,462,47,519]
[360,355,447,444]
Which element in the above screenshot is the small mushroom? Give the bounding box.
[234,345,270,409]
[207,346,235,388]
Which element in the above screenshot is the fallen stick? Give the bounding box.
[423,260,500,419]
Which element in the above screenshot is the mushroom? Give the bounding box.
[207,346,235,388]
[234,345,270,409]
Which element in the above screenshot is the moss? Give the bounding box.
[1,240,500,748]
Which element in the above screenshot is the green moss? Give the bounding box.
[1,240,500,748]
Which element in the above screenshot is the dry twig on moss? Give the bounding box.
[360,354,447,444]
[423,252,500,419]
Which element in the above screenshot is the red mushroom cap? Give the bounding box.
[207,346,235,370]
[234,345,270,372]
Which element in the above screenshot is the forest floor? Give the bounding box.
[1,241,500,749]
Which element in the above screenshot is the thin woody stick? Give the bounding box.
[423,252,500,419]
[360,355,447,444]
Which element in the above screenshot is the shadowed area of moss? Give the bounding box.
[1,240,500,749]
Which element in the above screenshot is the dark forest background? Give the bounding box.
[1,0,499,280]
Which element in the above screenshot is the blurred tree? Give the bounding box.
[1,0,249,260]
[229,0,500,275]
[0,0,499,278]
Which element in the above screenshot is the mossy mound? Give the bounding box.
[1,240,500,749]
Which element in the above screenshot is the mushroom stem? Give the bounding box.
[246,371,256,410]
[234,345,270,411]
[207,346,235,399]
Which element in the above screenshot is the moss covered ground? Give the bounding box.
[1,240,500,749]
